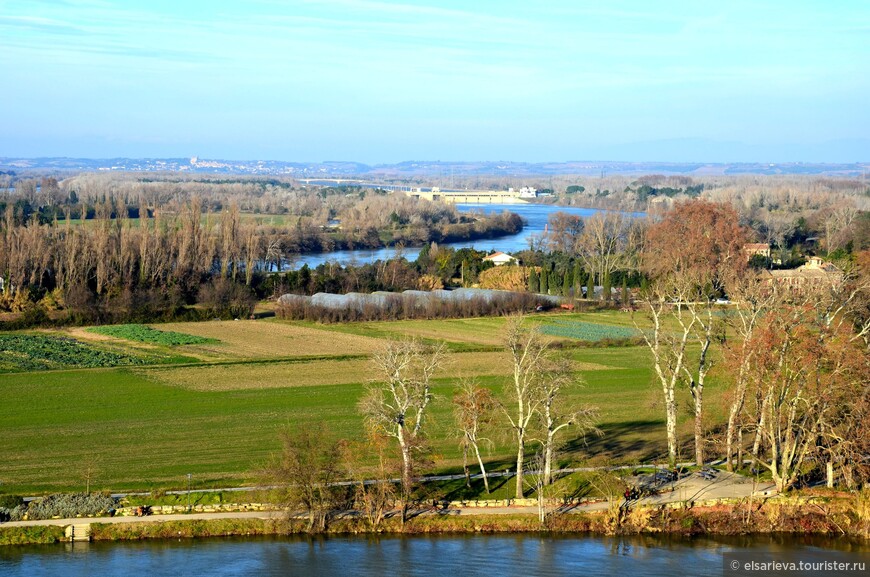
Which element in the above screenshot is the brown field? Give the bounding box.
[139,351,614,392]
[158,320,384,359]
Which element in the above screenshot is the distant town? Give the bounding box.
[1,156,867,178]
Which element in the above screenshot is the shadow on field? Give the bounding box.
[563,419,665,464]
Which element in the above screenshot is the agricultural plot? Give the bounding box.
[0,313,724,493]
[138,351,586,392]
[0,334,147,372]
[87,324,215,346]
[538,319,640,341]
[0,347,667,492]
[157,320,384,359]
[327,316,514,346]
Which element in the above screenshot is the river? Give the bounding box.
[293,203,645,269]
[1,534,865,577]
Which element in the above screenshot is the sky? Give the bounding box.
[0,0,868,163]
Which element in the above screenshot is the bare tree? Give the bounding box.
[453,379,499,493]
[574,211,636,301]
[359,339,446,521]
[265,427,347,532]
[348,434,397,531]
[503,316,549,498]
[745,302,868,491]
[721,269,778,471]
[637,200,745,467]
[537,356,599,485]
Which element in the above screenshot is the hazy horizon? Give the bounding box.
[2,1,868,163]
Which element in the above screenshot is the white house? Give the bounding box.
[483,251,518,266]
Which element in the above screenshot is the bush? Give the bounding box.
[0,494,24,509]
[198,279,257,320]
[24,493,117,520]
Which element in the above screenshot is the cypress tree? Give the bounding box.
[603,271,612,302]
[540,269,548,295]
[549,271,559,295]
[529,268,539,293]
[561,271,571,296]
[586,271,594,300]
[622,275,629,305]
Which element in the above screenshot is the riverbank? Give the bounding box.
[3,493,868,546]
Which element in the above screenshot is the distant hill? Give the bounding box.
[0,157,866,178]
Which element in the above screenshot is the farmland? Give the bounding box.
[0,312,722,494]
[0,334,151,372]
[87,324,215,346]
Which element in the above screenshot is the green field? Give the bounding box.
[87,324,216,346]
[0,312,722,494]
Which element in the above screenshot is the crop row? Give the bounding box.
[539,320,639,342]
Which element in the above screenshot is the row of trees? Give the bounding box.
[634,201,870,491]
[0,192,519,322]
[269,317,598,530]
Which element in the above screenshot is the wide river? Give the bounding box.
[1,534,865,577]
[294,203,644,268]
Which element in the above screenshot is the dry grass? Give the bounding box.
[371,317,512,345]
[140,351,613,392]
[157,320,384,359]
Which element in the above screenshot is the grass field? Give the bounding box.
[0,311,725,494]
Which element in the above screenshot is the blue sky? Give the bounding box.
[1,0,868,163]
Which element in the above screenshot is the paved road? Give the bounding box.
[2,471,774,529]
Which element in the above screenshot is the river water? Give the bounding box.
[293,203,644,269]
[1,534,865,577]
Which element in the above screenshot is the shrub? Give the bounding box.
[0,494,24,509]
[24,493,117,520]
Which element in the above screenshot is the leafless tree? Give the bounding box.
[265,427,348,532]
[347,434,398,530]
[744,299,868,492]
[574,211,636,301]
[503,316,550,498]
[359,339,446,521]
[637,200,745,467]
[453,378,499,493]
[721,269,779,471]
[537,356,599,485]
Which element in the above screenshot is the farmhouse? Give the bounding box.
[762,256,843,288]
[483,251,518,266]
[743,243,771,260]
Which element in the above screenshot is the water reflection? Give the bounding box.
[1,533,864,577]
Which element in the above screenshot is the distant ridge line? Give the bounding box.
[0,157,867,178]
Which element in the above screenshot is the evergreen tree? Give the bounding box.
[572,262,582,288]
[622,275,629,305]
[586,271,594,300]
[529,268,539,293]
[549,271,559,295]
[561,271,571,296]
[540,270,548,295]
[603,271,611,302]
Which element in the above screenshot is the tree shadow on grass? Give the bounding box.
[561,419,666,465]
